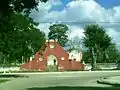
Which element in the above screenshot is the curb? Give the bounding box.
[0,70,120,75]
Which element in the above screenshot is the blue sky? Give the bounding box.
[96,0,120,8]
[51,0,120,11]
[50,0,71,11]
[31,0,120,49]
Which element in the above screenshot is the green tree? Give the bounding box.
[106,45,120,63]
[66,39,82,53]
[82,45,120,63]
[0,13,46,65]
[83,24,113,70]
[82,50,91,63]
[48,24,69,47]
[0,0,48,18]
[0,0,48,31]
[0,0,48,66]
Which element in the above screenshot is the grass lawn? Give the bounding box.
[0,79,10,84]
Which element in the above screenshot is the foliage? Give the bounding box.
[0,0,48,65]
[106,45,120,63]
[65,37,82,52]
[82,24,113,70]
[0,13,46,64]
[82,45,120,63]
[82,50,92,63]
[48,24,69,47]
[0,0,48,18]
[67,47,77,52]
[0,0,48,32]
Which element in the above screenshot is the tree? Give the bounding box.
[82,50,92,63]
[0,0,48,33]
[0,13,46,65]
[48,24,69,47]
[83,24,113,70]
[0,0,48,65]
[106,45,120,63]
[82,45,120,63]
[66,37,82,52]
[0,0,48,18]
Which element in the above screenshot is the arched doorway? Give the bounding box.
[46,55,58,71]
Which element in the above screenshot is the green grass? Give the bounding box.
[0,79,10,84]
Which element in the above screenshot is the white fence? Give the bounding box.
[0,67,20,72]
[84,63,118,70]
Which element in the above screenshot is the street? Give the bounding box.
[0,71,120,90]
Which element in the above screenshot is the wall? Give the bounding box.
[69,50,82,62]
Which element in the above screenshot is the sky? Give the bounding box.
[30,0,120,49]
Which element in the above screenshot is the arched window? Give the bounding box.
[61,57,65,60]
[50,44,55,48]
[39,57,43,61]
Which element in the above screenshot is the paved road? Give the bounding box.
[0,71,120,90]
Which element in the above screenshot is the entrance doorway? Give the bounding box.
[46,55,58,71]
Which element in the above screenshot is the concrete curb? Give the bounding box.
[97,77,120,87]
[0,70,120,75]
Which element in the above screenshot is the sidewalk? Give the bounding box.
[97,76,120,87]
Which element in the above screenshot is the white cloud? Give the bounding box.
[30,0,120,49]
[30,1,52,22]
[107,28,120,49]
[69,26,85,39]
[38,23,51,36]
[43,10,67,22]
[66,0,104,21]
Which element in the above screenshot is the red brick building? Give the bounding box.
[20,40,85,71]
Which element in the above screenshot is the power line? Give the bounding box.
[38,21,120,24]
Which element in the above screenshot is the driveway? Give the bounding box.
[0,71,120,90]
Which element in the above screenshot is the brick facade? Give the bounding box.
[20,40,85,71]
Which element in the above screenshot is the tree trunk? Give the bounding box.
[91,48,97,70]
[22,56,24,64]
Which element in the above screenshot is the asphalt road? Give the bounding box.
[0,71,120,90]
